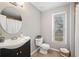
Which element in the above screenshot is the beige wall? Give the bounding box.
[22,3,41,52]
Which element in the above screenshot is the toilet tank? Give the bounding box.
[35,38,43,46]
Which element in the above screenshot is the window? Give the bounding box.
[52,12,67,43]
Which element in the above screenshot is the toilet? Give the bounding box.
[35,35,50,55]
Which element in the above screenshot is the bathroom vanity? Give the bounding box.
[0,3,31,57]
[0,40,30,57]
[0,36,31,57]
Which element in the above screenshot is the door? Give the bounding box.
[75,3,79,57]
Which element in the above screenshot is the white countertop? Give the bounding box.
[0,36,30,49]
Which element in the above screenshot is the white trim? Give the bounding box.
[31,47,60,56]
[50,48,59,52]
[31,47,40,56]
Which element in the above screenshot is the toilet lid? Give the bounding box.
[41,43,50,49]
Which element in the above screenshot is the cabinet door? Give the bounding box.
[18,40,30,57]
[1,49,17,57]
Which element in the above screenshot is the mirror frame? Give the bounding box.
[0,6,23,35]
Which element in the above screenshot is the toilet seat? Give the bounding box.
[40,43,50,50]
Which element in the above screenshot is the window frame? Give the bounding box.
[52,11,67,44]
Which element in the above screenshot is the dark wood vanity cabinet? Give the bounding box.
[0,40,30,57]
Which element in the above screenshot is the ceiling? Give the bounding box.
[31,2,69,12]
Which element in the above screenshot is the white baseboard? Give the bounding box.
[50,48,59,52]
[31,47,59,56]
[31,47,40,56]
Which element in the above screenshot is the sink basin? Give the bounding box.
[0,36,30,49]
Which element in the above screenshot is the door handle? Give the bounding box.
[16,52,19,55]
[20,51,22,53]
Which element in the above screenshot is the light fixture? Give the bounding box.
[16,2,24,7]
[10,2,24,7]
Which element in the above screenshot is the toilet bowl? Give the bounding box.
[40,43,50,54]
[35,35,50,55]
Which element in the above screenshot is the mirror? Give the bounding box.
[0,7,22,34]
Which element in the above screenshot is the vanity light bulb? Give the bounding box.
[16,2,24,7]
